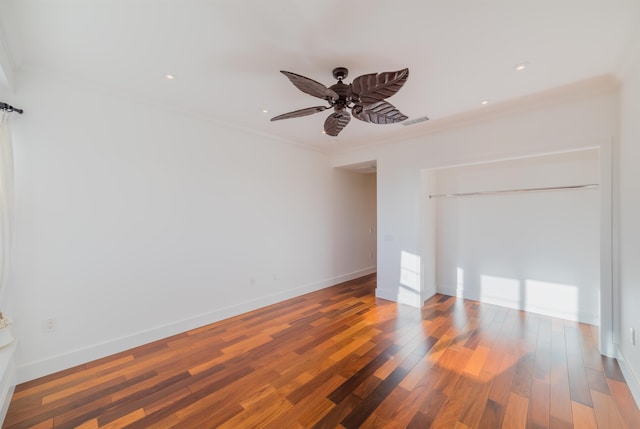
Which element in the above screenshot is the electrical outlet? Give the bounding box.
[368,252,373,259]
[249,277,255,286]
[42,318,57,333]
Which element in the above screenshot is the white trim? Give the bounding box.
[616,347,640,409]
[18,65,325,155]
[437,284,598,325]
[0,341,16,427]
[599,141,616,357]
[375,287,396,302]
[375,286,423,308]
[16,267,376,383]
[330,75,620,157]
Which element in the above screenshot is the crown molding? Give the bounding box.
[329,74,621,157]
[17,65,329,156]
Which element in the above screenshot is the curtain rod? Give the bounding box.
[429,183,599,199]
[0,102,23,114]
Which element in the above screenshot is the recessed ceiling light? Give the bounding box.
[514,62,529,71]
[165,74,175,80]
[322,130,327,135]
[262,109,269,113]
[481,100,489,105]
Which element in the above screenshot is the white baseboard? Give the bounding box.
[437,284,597,325]
[616,347,640,409]
[0,342,16,427]
[375,287,397,302]
[16,267,376,383]
[375,287,423,308]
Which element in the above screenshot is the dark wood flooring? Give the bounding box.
[4,274,640,428]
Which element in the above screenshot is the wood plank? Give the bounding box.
[340,359,415,429]
[591,389,623,429]
[458,375,492,428]
[463,345,490,377]
[74,419,97,429]
[488,351,519,406]
[549,322,573,426]
[367,385,410,425]
[267,367,346,428]
[548,415,574,429]
[565,325,593,407]
[602,356,626,382]
[572,400,598,429]
[587,367,612,395]
[502,392,528,429]
[528,317,551,428]
[216,394,293,429]
[97,409,146,429]
[308,393,362,429]
[28,420,55,429]
[528,378,550,428]
[607,378,640,429]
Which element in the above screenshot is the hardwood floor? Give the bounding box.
[4,274,640,428]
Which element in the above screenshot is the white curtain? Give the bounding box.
[0,112,14,305]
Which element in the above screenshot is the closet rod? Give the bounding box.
[429,183,599,199]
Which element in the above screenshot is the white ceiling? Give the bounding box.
[1,0,639,154]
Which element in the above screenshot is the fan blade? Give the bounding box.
[324,110,351,136]
[352,101,408,124]
[351,68,409,104]
[281,71,339,101]
[270,106,328,121]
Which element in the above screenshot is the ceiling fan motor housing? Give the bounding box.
[329,81,352,108]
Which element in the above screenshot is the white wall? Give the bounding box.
[617,38,640,403]
[433,150,600,324]
[0,68,376,382]
[333,78,618,344]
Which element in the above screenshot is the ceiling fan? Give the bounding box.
[271,67,410,137]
